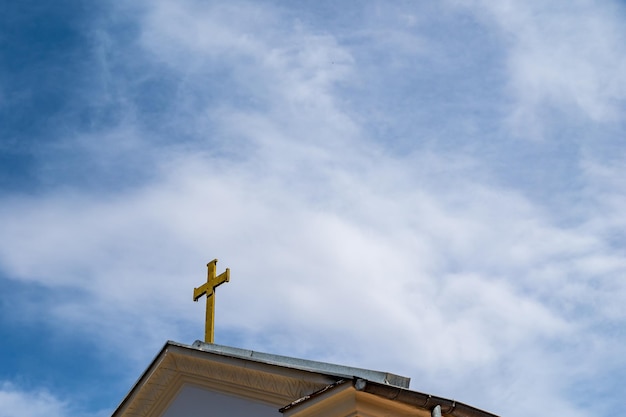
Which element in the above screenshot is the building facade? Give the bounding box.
[112,341,498,417]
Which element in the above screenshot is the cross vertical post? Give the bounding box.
[193,259,230,343]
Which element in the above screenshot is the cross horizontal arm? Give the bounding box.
[212,269,230,288]
[193,282,210,301]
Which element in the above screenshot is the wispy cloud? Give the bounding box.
[457,0,626,137]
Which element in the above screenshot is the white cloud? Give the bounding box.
[0,382,106,417]
[455,0,626,137]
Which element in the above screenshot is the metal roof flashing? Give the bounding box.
[190,340,411,389]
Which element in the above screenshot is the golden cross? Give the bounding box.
[193,259,230,343]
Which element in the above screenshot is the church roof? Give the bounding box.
[112,340,499,417]
[191,340,411,388]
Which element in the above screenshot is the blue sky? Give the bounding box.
[1,1,625,416]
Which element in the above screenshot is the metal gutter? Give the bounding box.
[192,340,411,388]
[354,379,500,417]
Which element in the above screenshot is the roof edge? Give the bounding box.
[191,340,411,389]
[356,379,500,417]
[111,340,174,417]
